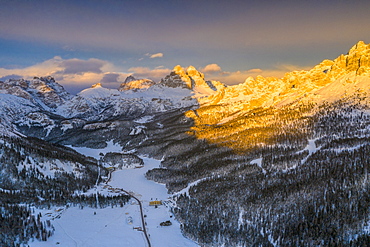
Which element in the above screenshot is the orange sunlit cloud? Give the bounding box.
[128,66,171,79]
[200,63,312,85]
[0,57,129,93]
[149,53,164,59]
[0,57,316,94]
[202,64,222,73]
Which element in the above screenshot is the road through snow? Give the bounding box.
[29,150,199,247]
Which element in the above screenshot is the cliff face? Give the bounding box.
[118,76,156,91]
[159,65,225,98]
[0,76,71,109]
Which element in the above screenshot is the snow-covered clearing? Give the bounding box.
[304,139,320,155]
[134,115,154,123]
[173,177,209,197]
[250,157,266,174]
[29,144,199,247]
[297,138,320,165]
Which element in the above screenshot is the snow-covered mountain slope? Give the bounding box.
[66,65,223,120]
[204,41,369,108]
[55,79,200,123]
[0,66,222,138]
[188,41,370,127]
[0,76,71,109]
[56,65,225,120]
[56,83,147,121]
[0,93,36,136]
[0,76,72,136]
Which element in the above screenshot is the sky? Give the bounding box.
[0,0,370,94]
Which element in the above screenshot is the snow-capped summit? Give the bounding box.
[78,83,120,99]
[91,82,102,88]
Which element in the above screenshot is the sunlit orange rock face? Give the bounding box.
[118,76,156,91]
[183,41,370,153]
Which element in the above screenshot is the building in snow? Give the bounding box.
[149,200,162,206]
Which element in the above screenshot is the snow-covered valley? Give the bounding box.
[28,144,199,247]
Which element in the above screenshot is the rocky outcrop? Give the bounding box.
[119,76,156,91]
[160,65,225,96]
[0,76,71,109]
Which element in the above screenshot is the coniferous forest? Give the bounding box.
[0,136,130,246]
[143,96,370,246]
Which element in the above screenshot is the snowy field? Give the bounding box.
[29,143,199,247]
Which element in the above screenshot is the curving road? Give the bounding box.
[106,169,151,247]
[121,189,151,247]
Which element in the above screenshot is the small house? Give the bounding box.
[149,200,162,206]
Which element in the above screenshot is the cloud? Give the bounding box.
[0,74,23,81]
[0,56,111,80]
[100,72,131,85]
[144,53,164,59]
[128,66,171,80]
[200,64,312,85]
[100,73,120,83]
[0,56,62,79]
[0,57,173,94]
[149,53,163,59]
[201,63,222,73]
[0,57,119,94]
[61,58,105,74]
[246,69,263,74]
[62,45,76,52]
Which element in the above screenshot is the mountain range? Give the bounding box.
[1,41,370,246]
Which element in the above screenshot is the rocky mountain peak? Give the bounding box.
[204,41,370,111]
[171,65,206,89]
[160,65,221,98]
[123,75,136,84]
[119,76,156,92]
[159,65,191,89]
[186,65,204,78]
[0,76,71,109]
[172,65,192,88]
[91,83,102,88]
[349,40,369,54]
[279,40,370,91]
